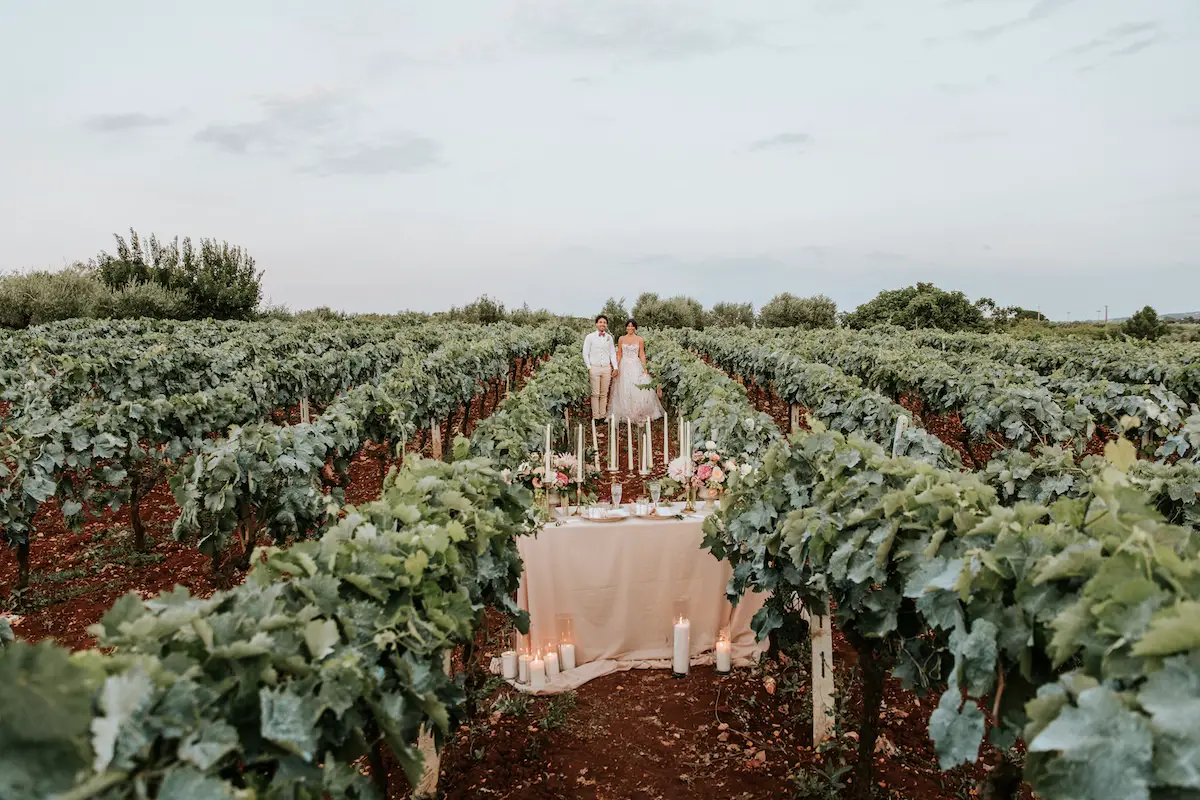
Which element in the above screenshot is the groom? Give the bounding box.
[582,314,619,419]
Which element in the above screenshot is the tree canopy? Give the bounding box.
[842,283,988,332]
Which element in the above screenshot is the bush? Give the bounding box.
[758,293,837,329]
[842,283,986,331]
[1123,306,1169,341]
[445,294,506,324]
[706,302,755,328]
[598,296,629,325]
[94,229,263,320]
[631,293,705,329]
[97,280,189,320]
[0,267,189,328]
[508,303,556,326]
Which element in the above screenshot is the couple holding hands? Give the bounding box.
[581,314,664,423]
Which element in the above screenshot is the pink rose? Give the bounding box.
[697,464,713,481]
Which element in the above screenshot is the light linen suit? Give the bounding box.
[582,331,619,419]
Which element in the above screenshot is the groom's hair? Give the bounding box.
[595,314,608,324]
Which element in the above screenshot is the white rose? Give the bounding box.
[740,463,753,477]
[705,440,718,450]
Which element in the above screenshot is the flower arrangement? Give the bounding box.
[512,452,601,492]
[665,440,750,493]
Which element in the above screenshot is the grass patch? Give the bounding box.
[14,584,91,613]
[85,538,164,569]
[32,567,91,585]
[538,691,576,731]
[492,691,532,719]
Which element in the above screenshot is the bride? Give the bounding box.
[608,319,664,422]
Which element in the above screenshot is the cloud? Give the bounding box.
[509,0,759,61]
[936,74,998,95]
[83,112,174,133]
[193,88,438,176]
[965,0,1077,42]
[1111,35,1161,57]
[749,132,812,152]
[194,89,348,156]
[1052,21,1162,66]
[303,133,441,176]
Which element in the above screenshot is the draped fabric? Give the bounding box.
[499,508,768,695]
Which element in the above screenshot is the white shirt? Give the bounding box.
[582,330,618,369]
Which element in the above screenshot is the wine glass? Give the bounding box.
[649,481,661,511]
[611,482,623,509]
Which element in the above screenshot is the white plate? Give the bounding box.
[583,509,630,523]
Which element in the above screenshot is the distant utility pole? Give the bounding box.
[1067,312,1072,322]
[1097,309,1102,322]
[1105,305,1109,324]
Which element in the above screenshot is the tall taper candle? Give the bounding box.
[591,418,600,471]
[608,416,616,470]
[544,424,552,480]
[576,423,583,484]
[663,411,669,466]
[684,421,692,477]
[627,418,633,470]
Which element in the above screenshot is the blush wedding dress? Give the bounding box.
[608,341,664,422]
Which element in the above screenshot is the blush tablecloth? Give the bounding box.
[504,506,768,694]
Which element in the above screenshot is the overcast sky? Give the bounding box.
[2,0,1198,320]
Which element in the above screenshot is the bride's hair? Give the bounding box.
[625,318,637,330]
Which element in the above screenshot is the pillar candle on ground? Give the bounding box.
[501,650,518,680]
[672,617,691,676]
[530,654,546,690]
[518,654,530,684]
[715,635,731,673]
[559,643,576,670]
[545,650,560,679]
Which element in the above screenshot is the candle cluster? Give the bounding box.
[502,627,578,690]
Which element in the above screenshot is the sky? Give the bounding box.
[2,0,1198,321]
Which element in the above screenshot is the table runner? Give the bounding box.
[504,507,767,694]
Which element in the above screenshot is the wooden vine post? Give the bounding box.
[430,416,442,460]
[299,396,311,424]
[792,403,836,746]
